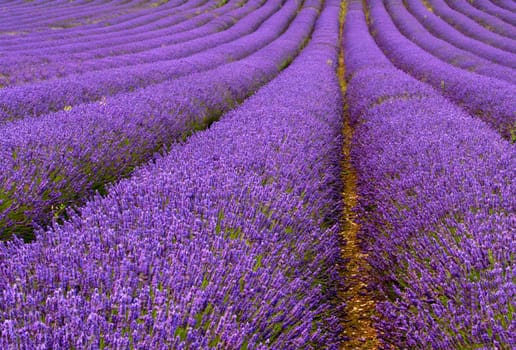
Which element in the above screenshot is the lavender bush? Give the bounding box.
[0,0,344,347]
[0,0,317,240]
[345,0,516,347]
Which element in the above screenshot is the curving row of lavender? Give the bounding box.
[0,0,279,91]
[0,0,318,240]
[0,0,345,347]
[0,0,220,85]
[0,0,129,28]
[0,0,266,87]
[403,0,516,69]
[385,0,516,84]
[2,0,213,55]
[0,0,148,33]
[344,0,515,348]
[443,0,516,37]
[466,0,516,26]
[367,0,516,141]
[425,0,516,54]
[490,0,516,12]
[0,0,187,45]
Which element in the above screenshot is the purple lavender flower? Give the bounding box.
[344,0,516,347]
[0,0,344,347]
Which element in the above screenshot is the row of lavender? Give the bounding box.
[465,0,516,25]
[443,0,516,36]
[344,0,515,348]
[0,0,233,85]
[491,0,516,12]
[423,0,516,54]
[2,0,210,52]
[0,0,202,45]
[0,0,281,119]
[402,0,516,68]
[0,0,310,239]
[385,0,516,83]
[367,0,516,141]
[3,0,216,57]
[0,0,187,41]
[0,0,345,347]
[0,0,151,33]
[0,0,224,83]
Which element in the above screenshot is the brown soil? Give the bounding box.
[338,2,380,349]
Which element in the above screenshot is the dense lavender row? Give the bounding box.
[4,0,212,53]
[386,0,515,84]
[384,0,516,84]
[425,0,516,53]
[0,0,186,45]
[0,0,317,240]
[0,0,285,121]
[0,0,145,32]
[0,0,258,86]
[0,0,345,347]
[491,0,516,12]
[344,0,515,347]
[0,0,130,28]
[468,0,516,25]
[9,0,146,28]
[403,0,516,69]
[367,0,516,141]
[0,0,99,22]
[0,0,214,76]
[444,0,516,37]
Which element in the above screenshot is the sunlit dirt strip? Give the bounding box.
[338,1,379,348]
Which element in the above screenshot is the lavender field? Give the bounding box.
[0,0,514,348]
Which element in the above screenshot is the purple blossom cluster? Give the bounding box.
[0,0,318,240]
[0,0,344,347]
[367,0,516,141]
[344,0,515,347]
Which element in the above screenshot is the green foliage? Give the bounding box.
[252,254,263,272]
[239,276,245,293]
[174,326,187,341]
[208,334,221,347]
